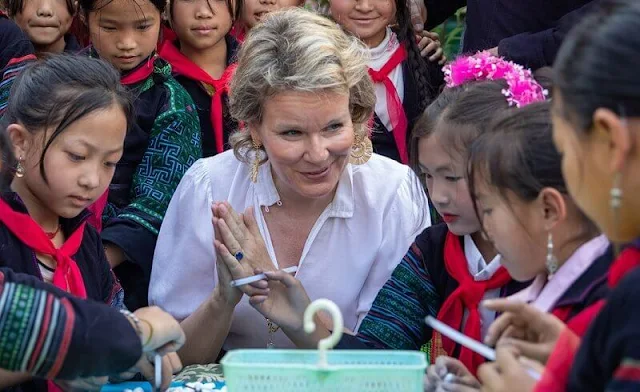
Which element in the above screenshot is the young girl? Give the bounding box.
[0,54,131,392]
[476,2,640,391]
[79,0,201,310]
[159,0,240,157]
[329,0,444,164]
[214,77,546,376]
[424,102,616,391]
[471,102,611,327]
[231,0,301,42]
[8,0,81,55]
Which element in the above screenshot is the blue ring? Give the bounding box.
[234,251,244,261]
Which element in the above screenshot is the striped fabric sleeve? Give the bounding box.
[0,270,74,378]
[0,55,36,118]
[0,268,142,380]
[356,242,441,350]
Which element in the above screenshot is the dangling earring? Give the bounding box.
[349,133,373,165]
[610,172,623,256]
[546,232,558,277]
[15,157,25,178]
[251,140,262,183]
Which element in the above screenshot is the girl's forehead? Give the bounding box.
[92,0,160,18]
[418,135,461,172]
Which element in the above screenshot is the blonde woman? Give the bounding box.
[149,8,431,365]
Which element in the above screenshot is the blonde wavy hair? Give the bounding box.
[228,7,376,163]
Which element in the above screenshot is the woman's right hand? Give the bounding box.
[248,269,312,332]
[424,356,481,392]
[482,299,566,364]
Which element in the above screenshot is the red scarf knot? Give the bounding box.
[368,44,408,164]
[431,232,511,375]
[159,38,236,154]
[0,197,88,299]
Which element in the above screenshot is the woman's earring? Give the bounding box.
[349,133,373,165]
[15,157,25,178]
[546,232,558,277]
[251,140,262,183]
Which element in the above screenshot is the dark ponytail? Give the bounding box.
[554,0,640,132]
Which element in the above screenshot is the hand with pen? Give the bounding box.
[211,202,274,306]
[212,202,327,348]
[475,299,565,392]
[424,356,480,392]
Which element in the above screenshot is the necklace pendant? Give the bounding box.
[267,341,275,349]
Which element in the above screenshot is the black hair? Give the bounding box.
[79,0,166,16]
[7,0,75,17]
[554,0,640,132]
[408,80,513,224]
[409,80,513,175]
[467,101,598,234]
[169,0,240,23]
[393,0,441,117]
[1,54,133,183]
[0,127,16,191]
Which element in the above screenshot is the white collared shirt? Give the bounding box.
[463,235,502,339]
[149,151,430,350]
[369,27,405,133]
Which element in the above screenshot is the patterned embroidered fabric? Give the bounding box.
[103,58,202,237]
[357,242,440,360]
[100,56,201,310]
[0,271,74,378]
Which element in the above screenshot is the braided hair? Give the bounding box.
[393,0,443,113]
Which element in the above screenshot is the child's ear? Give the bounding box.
[6,124,32,162]
[539,187,567,231]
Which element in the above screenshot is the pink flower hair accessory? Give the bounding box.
[442,51,548,108]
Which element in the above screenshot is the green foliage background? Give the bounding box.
[431,7,467,60]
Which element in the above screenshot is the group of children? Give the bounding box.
[0,0,639,390]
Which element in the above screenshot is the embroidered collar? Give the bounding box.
[368,27,400,66]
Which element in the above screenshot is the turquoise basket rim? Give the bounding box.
[221,349,427,371]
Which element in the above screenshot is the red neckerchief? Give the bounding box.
[120,56,155,85]
[534,244,640,392]
[368,45,409,164]
[159,39,236,154]
[0,198,87,297]
[432,232,512,374]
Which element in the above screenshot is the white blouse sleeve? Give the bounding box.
[354,169,431,331]
[148,159,216,320]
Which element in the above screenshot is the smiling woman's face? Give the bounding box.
[251,90,355,203]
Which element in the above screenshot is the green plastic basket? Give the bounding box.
[221,349,426,392]
[220,299,427,391]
